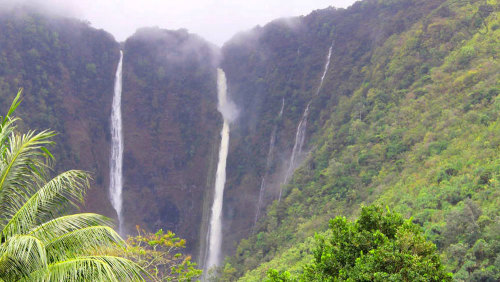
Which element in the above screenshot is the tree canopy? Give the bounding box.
[267,205,452,281]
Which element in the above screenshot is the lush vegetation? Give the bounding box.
[0,9,221,253]
[1,1,498,281]
[266,206,451,281]
[0,91,145,281]
[219,0,450,255]
[101,227,202,281]
[120,27,220,245]
[221,0,499,280]
[0,9,120,219]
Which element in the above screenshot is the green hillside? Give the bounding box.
[219,0,448,258]
[220,0,500,280]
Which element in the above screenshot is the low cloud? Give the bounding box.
[1,0,357,45]
[0,0,80,17]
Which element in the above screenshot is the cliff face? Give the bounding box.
[219,16,332,256]
[0,12,222,254]
[0,9,120,218]
[121,28,220,252]
[0,2,450,263]
[219,0,446,259]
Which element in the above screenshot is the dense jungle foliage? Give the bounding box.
[219,0,453,257]
[266,206,452,281]
[220,0,500,280]
[0,8,120,218]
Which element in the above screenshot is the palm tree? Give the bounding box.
[0,90,146,281]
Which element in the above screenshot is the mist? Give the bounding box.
[217,69,239,123]
[1,0,358,46]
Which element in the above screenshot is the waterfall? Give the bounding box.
[279,44,333,201]
[254,97,285,226]
[204,68,235,271]
[315,45,333,96]
[280,102,309,200]
[279,96,285,117]
[109,51,124,234]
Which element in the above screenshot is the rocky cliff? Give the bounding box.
[0,11,222,255]
[121,27,220,252]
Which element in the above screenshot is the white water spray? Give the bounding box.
[279,44,333,201]
[205,68,234,270]
[109,51,124,234]
[254,97,285,225]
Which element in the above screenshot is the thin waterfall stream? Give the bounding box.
[109,51,124,234]
[279,44,333,201]
[254,97,285,226]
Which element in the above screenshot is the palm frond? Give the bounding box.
[0,235,47,281]
[0,91,147,281]
[23,256,146,282]
[28,213,113,244]
[45,226,124,262]
[0,116,18,157]
[0,89,21,147]
[1,89,22,128]
[1,170,90,240]
[0,130,56,225]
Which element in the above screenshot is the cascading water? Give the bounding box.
[254,97,285,226]
[109,51,124,234]
[316,44,333,96]
[204,68,235,272]
[279,44,333,201]
[279,97,285,117]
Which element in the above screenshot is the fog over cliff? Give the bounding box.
[1,0,357,45]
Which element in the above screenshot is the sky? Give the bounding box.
[4,0,358,46]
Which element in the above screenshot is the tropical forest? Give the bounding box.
[0,0,498,281]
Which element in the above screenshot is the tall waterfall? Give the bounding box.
[204,68,234,271]
[254,97,285,225]
[279,44,333,201]
[109,51,124,234]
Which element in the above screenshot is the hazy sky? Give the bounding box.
[5,0,358,45]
